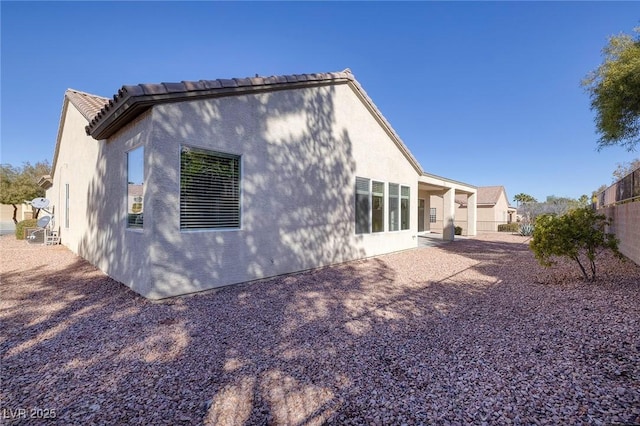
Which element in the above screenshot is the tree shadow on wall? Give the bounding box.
[141,83,364,297]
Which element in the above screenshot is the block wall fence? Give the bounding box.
[599,202,640,266]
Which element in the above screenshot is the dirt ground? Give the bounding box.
[1,233,639,425]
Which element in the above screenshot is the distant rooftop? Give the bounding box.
[457,186,510,206]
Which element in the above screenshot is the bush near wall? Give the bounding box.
[455,226,463,235]
[15,219,38,240]
[498,223,520,232]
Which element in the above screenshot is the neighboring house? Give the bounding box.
[45,69,477,299]
[0,203,34,236]
[428,186,516,233]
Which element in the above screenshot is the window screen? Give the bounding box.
[372,181,385,233]
[355,177,370,234]
[389,183,399,231]
[180,146,241,230]
[400,185,410,230]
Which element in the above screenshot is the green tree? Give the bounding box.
[577,194,590,206]
[592,184,607,201]
[582,28,640,151]
[592,158,640,203]
[519,195,581,221]
[0,161,51,224]
[612,158,640,181]
[513,193,537,208]
[530,207,622,281]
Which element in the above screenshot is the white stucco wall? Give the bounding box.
[46,103,101,253]
[49,83,424,299]
[138,83,420,298]
[47,102,153,295]
[79,112,153,295]
[492,191,510,223]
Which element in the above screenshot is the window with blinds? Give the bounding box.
[355,177,370,234]
[180,146,241,230]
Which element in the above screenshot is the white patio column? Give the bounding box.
[467,191,477,236]
[442,187,455,241]
[425,195,431,231]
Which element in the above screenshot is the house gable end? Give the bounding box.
[51,90,108,179]
[86,71,354,140]
[84,69,424,176]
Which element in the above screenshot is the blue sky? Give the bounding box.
[2,1,639,202]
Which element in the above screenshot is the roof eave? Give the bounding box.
[86,78,353,140]
[87,96,145,140]
[50,96,70,181]
[421,171,477,190]
[38,175,53,190]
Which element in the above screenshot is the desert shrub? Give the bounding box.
[15,219,38,240]
[498,223,519,232]
[519,223,534,236]
[454,226,462,235]
[529,207,622,281]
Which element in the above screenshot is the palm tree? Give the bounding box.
[513,193,537,208]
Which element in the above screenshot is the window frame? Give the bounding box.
[179,145,242,231]
[388,183,399,232]
[355,177,371,235]
[400,185,410,231]
[356,178,412,234]
[126,146,144,230]
[65,183,70,229]
[371,181,385,233]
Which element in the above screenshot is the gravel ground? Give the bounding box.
[1,233,639,425]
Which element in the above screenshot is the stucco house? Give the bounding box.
[0,203,34,236]
[427,185,516,233]
[44,69,477,299]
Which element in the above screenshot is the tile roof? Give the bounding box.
[85,69,357,140]
[478,186,505,205]
[65,89,109,121]
[128,184,143,197]
[50,90,110,181]
[77,68,424,174]
[50,69,481,192]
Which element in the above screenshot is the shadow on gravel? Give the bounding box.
[2,235,639,425]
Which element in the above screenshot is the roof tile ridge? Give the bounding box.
[86,84,144,131]
[119,85,145,96]
[86,69,355,139]
[165,69,352,93]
